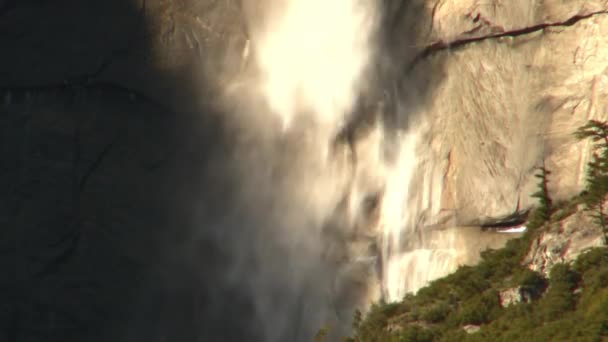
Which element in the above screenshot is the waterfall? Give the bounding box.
[225,0,465,338]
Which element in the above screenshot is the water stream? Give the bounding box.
[228,0,465,338]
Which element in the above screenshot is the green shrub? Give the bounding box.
[541,264,580,320]
[420,301,451,323]
[515,269,548,299]
[549,263,580,290]
[573,248,608,274]
[353,302,403,341]
[397,326,437,342]
[575,248,608,297]
[456,290,501,325]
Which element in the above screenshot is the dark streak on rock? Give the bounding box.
[408,10,608,72]
[480,210,530,230]
[427,0,442,38]
[78,135,120,199]
[0,0,160,113]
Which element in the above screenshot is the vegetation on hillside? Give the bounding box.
[345,246,608,341]
[334,120,608,342]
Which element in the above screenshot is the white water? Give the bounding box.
[233,0,465,330]
[377,118,460,301]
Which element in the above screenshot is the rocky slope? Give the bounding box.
[348,215,608,341]
[525,202,606,276]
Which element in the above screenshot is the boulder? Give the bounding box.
[463,324,481,334]
[499,286,532,307]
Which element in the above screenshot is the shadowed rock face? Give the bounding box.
[1,0,608,341]
[0,1,254,341]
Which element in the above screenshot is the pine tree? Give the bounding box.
[531,165,552,225]
[574,120,608,244]
[352,309,362,331]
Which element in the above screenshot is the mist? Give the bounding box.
[194,0,464,340]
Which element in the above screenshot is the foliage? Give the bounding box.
[354,302,403,342]
[454,290,501,325]
[348,245,608,342]
[550,198,580,222]
[575,120,608,243]
[420,301,451,323]
[530,165,552,226]
[514,268,547,299]
[398,326,438,342]
[540,263,580,321]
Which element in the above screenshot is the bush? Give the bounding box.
[515,269,548,299]
[574,248,608,296]
[420,301,451,323]
[549,263,580,290]
[397,326,437,342]
[456,290,501,325]
[573,248,608,274]
[353,302,402,341]
[541,264,580,320]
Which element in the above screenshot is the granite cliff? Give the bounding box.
[1,0,607,341]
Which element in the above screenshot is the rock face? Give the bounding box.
[0,1,253,341]
[525,207,606,276]
[1,0,608,341]
[499,286,532,308]
[395,0,608,225]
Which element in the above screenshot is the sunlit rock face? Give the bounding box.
[229,0,608,328]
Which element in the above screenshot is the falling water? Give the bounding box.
[230,0,466,337]
[246,0,376,133]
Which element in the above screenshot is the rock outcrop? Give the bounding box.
[499,286,532,307]
[525,205,606,276]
